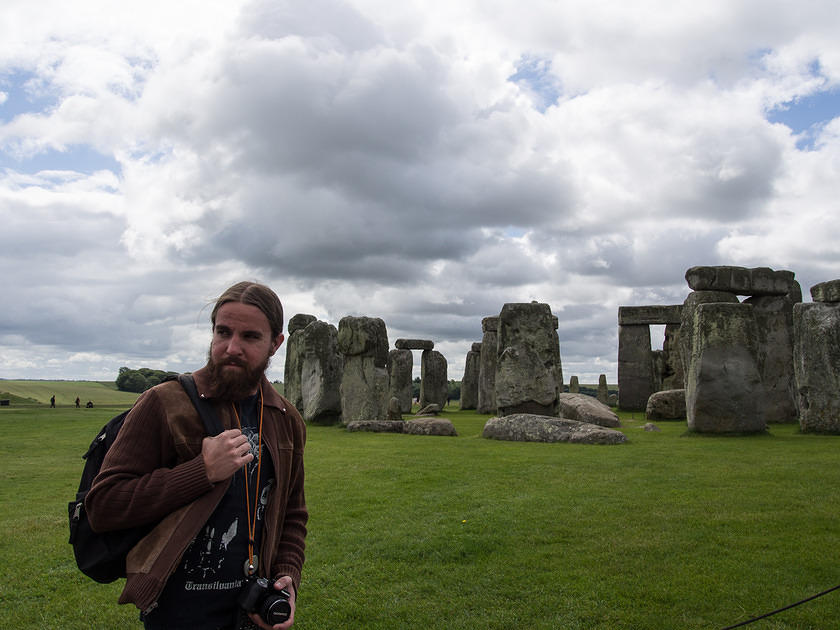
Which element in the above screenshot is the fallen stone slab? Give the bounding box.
[482,414,627,445]
[645,389,686,421]
[415,403,441,416]
[404,417,458,436]
[346,421,405,433]
[556,393,621,427]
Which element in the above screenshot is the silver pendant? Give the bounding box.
[244,555,259,577]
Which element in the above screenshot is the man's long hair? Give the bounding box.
[211,281,284,337]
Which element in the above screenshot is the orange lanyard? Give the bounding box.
[231,383,264,577]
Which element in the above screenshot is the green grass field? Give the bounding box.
[2,391,839,629]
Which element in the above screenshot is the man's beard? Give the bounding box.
[207,347,271,401]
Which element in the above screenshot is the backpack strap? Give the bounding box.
[178,374,224,436]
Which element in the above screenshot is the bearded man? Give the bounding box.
[87,281,307,630]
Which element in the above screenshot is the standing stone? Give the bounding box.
[596,374,609,405]
[477,317,499,414]
[568,375,579,393]
[420,350,448,408]
[300,320,343,425]
[283,314,317,411]
[685,302,766,434]
[460,343,481,410]
[678,290,740,387]
[794,282,840,433]
[661,324,684,390]
[388,349,413,414]
[617,324,654,411]
[495,302,563,417]
[337,316,389,424]
[744,287,799,423]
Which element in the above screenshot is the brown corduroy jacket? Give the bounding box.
[85,367,307,612]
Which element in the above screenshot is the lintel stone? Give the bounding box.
[618,305,682,325]
[395,338,434,350]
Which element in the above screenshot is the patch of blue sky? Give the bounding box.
[768,88,840,150]
[508,54,563,112]
[0,69,60,121]
[0,143,121,176]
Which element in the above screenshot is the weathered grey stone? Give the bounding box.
[661,323,684,390]
[685,266,795,296]
[643,423,661,432]
[568,375,579,393]
[471,342,482,352]
[794,302,840,433]
[608,393,618,407]
[283,314,317,411]
[460,347,480,410]
[496,302,563,416]
[645,389,686,420]
[288,313,317,334]
[556,393,620,428]
[618,324,654,411]
[477,317,499,414]
[679,290,740,388]
[618,305,682,325]
[387,396,403,421]
[395,338,434,351]
[415,403,441,416]
[596,374,609,405]
[482,414,627,445]
[404,417,457,436]
[338,316,389,424]
[420,349,447,408]
[811,280,840,303]
[388,348,413,413]
[685,302,766,434]
[300,320,343,425]
[346,420,405,433]
[744,293,799,423]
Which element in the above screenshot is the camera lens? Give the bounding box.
[261,594,291,625]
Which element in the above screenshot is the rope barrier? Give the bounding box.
[720,583,840,629]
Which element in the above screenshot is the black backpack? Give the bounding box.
[68,374,222,583]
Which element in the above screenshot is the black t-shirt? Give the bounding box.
[145,393,275,630]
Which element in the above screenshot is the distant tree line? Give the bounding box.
[115,367,179,393]
[411,377,461,401]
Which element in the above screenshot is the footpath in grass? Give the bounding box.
[2,404,840,629]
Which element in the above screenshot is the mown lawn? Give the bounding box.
[1,404,839,629]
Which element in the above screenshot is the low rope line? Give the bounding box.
[720,583,840,629]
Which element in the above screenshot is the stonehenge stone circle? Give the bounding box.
[388,348,413,413]
[794,281,840,433]
[477,316,499,414]
[337,316,390,424]
[300,320,343,425]
[617,323,655,411]
[685,302,766,434]
[495,302,563,417]
[568,375,579,393]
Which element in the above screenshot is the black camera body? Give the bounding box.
[237,577,291,626]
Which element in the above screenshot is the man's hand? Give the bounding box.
[249,576,296,629]
[201,429,253,483]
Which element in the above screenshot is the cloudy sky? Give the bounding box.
[1,0,838,385]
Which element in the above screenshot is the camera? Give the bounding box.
[237,577,291,626]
